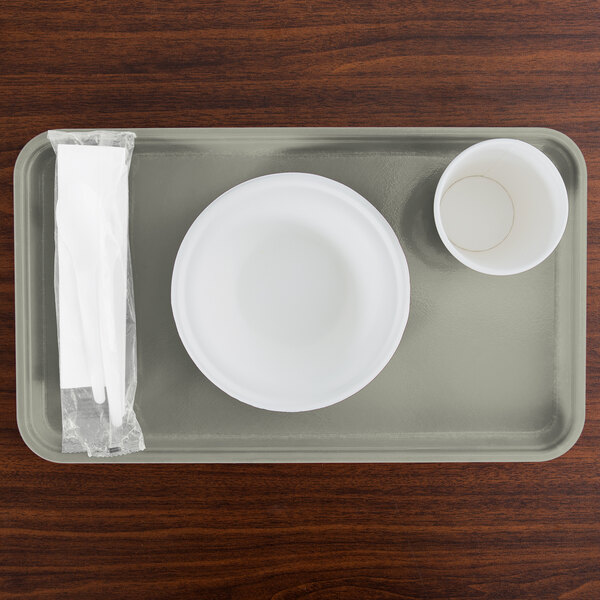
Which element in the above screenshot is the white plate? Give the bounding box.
[171,173,410,412]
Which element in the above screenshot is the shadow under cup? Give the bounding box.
[434,138,569,276]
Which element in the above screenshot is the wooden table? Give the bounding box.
[1,1,599,598]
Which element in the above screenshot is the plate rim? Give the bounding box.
[171,171,411,412]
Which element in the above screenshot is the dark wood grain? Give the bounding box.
[1,1,599,598]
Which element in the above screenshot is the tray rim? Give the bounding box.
[14,127,587,463]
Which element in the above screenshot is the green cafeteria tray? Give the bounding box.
[14,128,587,462]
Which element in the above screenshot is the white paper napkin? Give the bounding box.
[55,143,129,427]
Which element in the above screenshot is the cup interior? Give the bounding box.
[434,139,568,275]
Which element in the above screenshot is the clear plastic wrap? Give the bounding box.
[48,130,145,457]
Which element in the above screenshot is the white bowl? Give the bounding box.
[434,139,569,276]
[171,173,410,412]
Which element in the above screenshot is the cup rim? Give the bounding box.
[433,138,569,276]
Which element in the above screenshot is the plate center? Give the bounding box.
[238,225,351,345]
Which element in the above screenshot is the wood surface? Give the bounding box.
[1,1,599,598]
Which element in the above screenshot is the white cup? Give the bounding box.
[433,139,568,275]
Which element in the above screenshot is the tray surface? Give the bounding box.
[14,128,587,462]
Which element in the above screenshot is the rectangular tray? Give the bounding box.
[15,128,586,462]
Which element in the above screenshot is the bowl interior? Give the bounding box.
[171,173,410,411]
